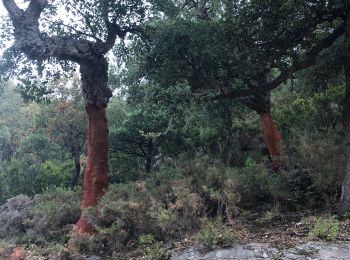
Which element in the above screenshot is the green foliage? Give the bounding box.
[36,160,74,190]
[232,158,288,208]
[196,218,237,248]
[0,159,75,203]
[138,234,170,260]
[24,187,81,244]
[0,160,34,202]
[108,83,191,173]
[266,129,345,209]
[0,83,39,161]
[309,215,340,241]
[274,84,344,133]
[84,182,153,251]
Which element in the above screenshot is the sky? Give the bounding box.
[1,1,29,16]
[0,2,5,15]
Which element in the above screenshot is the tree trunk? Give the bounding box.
[338,12,350,215]
[71,156,81,188]
[258,111,284,170]
[73,58,111,234]
[76,105,109,233]
[241,92,286,170]
[145,140,153,174]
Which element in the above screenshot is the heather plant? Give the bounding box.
[0,195,32,240]
[23,187,81,244]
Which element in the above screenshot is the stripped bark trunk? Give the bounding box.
[76,105,109,233]
[241,93,285,170]
[75,60,111,233]
[338,11,350,215]
[258,111,283,170]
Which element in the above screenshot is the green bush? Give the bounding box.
[84,182,154,252]
[196,218,237,248]
[138,234,170,260]
[309,215,340,241]
[0,159,75,204]
[0,160,34,203]
[36,160,74,190]
[173,158,241,219]
[288,132,345,208]
[232,158,288,209]
[80,157,297,256]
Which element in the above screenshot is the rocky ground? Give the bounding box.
[171,241,350,260]
[171,211,350,260]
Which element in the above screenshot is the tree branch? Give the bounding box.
[212,23,345,99]
[26,0,48,20]
[2,0,23,20]
[2,0,103,63]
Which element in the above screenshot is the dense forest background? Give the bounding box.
[0,0,349,259]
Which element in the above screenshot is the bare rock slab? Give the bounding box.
[171,242,350,260]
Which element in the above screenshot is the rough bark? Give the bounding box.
[338,11,350,215]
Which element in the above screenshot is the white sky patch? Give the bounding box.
[0,1,29,15]
[0,2,5,16]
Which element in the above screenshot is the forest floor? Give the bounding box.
[1,211,350,259]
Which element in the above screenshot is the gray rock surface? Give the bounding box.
[171,242,350,260]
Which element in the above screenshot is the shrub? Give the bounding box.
[232,158,288,209]
[84,182,154,253]
[309,215,340,241]
[36,160,74,190]
[174,158,240,220]
[138,234,170,260]
[23,187,81,244]
[0,160,34,203]
[0,195,32,240]
[196,218,237,248]
[289,132,345,208]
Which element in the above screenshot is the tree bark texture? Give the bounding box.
[76,105,109,233]
[338,11,350,215]
[259,111,284,170]
[75,61,110,233]
[241,93,285,170]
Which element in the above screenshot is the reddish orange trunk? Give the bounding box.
[259,111,284,170]
[76,105,109,233]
